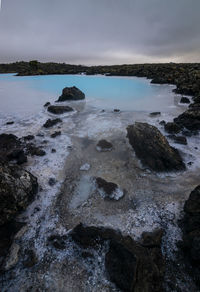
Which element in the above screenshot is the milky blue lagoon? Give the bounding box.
[0,73,182,117]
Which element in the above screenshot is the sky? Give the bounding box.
[0,0,200,65]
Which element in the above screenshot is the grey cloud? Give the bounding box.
[0,0,200,64]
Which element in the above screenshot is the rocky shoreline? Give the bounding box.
[0,76,200,291]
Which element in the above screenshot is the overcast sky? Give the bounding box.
[0,0,200,65]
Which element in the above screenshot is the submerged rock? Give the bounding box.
[95,177,124,200]
[126,122,185,171]
[44,102,51,107]
[181,185,200,287]
[57,86,85,102]
[167,135,187,145]
[43,118,62,128]
[150,111,161,117]
[96,139,113,152]
[71,223,165,292]
[6,121,14,125]
[26,144,46,156]
[47,105,73,114]
[23,135,35,141]
[0,162,38,226]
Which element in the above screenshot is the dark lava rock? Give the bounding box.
[127,122,185,172]
[0,162,38,226]
[6,121,14,125]
[0,134,27,165]
[43,118,62,128]
[150,112,161,117]
[174,107,200,131]
[180,96,190,104]
[164,122,182,134]
[51,148,56,153]
[71,223,165,292]
[48,178,56,186]
[47,105,73,114]
[23,249,37,268]
[114,109,120,112]
[57,86,85,102]
[167,135,187,145]
[181,185,200,287]
[159,120,166,126]
[44,102,51,107]
[96,139,113,152]
[51,131,61,138]
[47,234,67,250]
[95,177,124,200]
[23,135,35,141]
[26,144,46,156]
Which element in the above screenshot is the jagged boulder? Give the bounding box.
[174,107,200,131]
[43,118,62,128]
[126,122,185,171]
[71,223,165,292]
[0,163,38,225]
[57,86,85,102]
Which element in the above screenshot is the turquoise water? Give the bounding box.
[0,73,179,117]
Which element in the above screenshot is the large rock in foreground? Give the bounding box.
[127,122,185,171]
[57,86,85,102]
[0,163,38,225]
[181,185,200,287]
[71,223,165,292]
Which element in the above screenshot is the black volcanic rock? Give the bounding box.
[180,96,190,104]
[47,105,73,114]
[43,118,62,128]
[164,122,182,134]
[126,122,185,171]
[96,139,113,152]
[174,107,200,131]
[57,86,85,102]
[181,185,200,288]
[71,223,165,292]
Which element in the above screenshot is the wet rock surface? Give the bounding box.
[51,131,61,138]
[167,135,187,145]
[164,122,182,134]
[181,185,200,288]
[127,122,185,171]
[57,86,85,102]
[174,106,200,131]
[47,105,74,114]
[43,118,62,128]
[71,223,165,292]
[180,97,190,104]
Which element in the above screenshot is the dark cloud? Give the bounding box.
[0,0,200,64]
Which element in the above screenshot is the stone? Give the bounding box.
[159,120,166,126]
[71,223,165,292]
[57,86,85,102]
[6,121,14,125]
[150,112,161,116]
[164,122,182,134]
[127,122,185,172]
[23,135,35,141]
[47,105,73,114]
[51,131,61,138]
[96,140,113,152]
[167,135,187,145]
[0,163,38,226]
[114,109,120,112]
[44,102,51,107]
[48,178,56,186]
[174,107,200,131]
[180,96,190,104]
[43,118,62,128]
[95,177,124,200]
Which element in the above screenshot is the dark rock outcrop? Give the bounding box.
[127,122,185,171]
[57,86,85,102]
[47,105,73,114]
[71,223,165,292]
[167,135,187,145]
[150,112,161,117]
[96,139,113,152]
[164,122,182,134]
[174,107,200,131]
[51,131,61,138]
[181,185,200,287]
[44,102,51,107]
[43,118,62,128]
